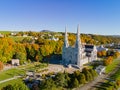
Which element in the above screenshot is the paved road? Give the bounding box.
[0,76,21,84]
[78,61,120,90]
[77,73,107,90]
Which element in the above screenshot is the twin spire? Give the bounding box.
[64,25,81,48]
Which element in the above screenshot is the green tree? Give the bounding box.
[40,78,56,90]
[82,68,93,81]
[72,78,79,88]
[77,73,86,84]
[2,85,13,90]
[54,72,67,87]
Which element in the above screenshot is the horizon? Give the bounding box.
[0,30,120,36]
[0,0,120,35]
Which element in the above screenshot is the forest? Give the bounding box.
[0,31,120,65]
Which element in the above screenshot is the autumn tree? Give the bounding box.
[0,61,4,71]
[104,56,113,66]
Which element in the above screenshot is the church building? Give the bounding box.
[62,25,97,67]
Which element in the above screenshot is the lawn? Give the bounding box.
[111,69,120,80]
[18,62,48,71]
[0,68,25,81]
[0,62,47,81]
[105,58,120,73]
[0,31,11,34]
[0,79,23,89]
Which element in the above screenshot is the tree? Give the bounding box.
[77,73,86,84]
[54,72,67,87]
[71,78,79,88]
[0,61,4,71]
[113,51,120,58]
[2,82,29,90]
[89,68,98,77]
[12,82,29,90]
[82,68,93,81]
[104,56,113,66]
[101,50,107,57]
[2,85,13,90]
[40,78,56,90]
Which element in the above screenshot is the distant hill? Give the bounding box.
[40,30,54,32]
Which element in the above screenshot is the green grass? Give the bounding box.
[0,62,47,81]
[0,68,25,81]
[0,31,11,34]
[0,79,23,89]
[111,69,120,80]
[18,62,48,71]
[0,62,47,80]
[105,58,120,73]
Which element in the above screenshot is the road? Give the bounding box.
[78,61,120,90]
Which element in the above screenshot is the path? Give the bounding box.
[78,59,120,90]
[0,76,21,84]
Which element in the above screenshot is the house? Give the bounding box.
[97,45,108,52]
[95,65,105,75]
[11,32,17,36]
[0,33,4,38]
[11,59,20,66]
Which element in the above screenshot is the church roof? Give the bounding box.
[85,45,94,48]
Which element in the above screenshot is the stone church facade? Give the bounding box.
[62,25,97,67]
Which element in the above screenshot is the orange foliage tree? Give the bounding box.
[104,56,113,66]
[0,61,4,71]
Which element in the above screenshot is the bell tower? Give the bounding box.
[75,25,82,66]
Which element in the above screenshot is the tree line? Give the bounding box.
[0,31,120,66]
[38,68,98,90]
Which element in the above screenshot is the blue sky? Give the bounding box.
[0,0,120,35]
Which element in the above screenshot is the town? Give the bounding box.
[1,0,120,90]
[0,27,120,90]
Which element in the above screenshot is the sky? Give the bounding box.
[0,0,120,35]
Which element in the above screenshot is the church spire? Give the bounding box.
[64,26,69,48]
[75,25,81,67]
[75,25,81,48]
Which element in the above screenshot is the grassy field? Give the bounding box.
[0,79,23,89]
[111,69,120,80]
[105,58,120,73]
[0,31,11,34]
[0,62,47,81]
[0,68,25,81]
[18,62,48,71]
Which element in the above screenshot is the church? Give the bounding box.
[62,25,97,67]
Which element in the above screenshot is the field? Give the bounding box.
[0,68,25,81]
[0,62,47,89]
[105,58,120,73]
[0,79,23,89]
[0,62,47,81]
[111,69,120,80]
[0,31,11,34]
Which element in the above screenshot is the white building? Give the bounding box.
[62,25,97,67]
[11,59,20,66]
[95,65,105,75]
[97,45,108,52]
